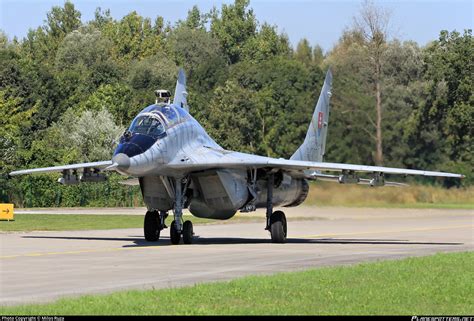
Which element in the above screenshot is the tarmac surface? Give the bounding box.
[0,207,472,306]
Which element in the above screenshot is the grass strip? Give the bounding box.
[1,251,472,315]
[304,182,473,209]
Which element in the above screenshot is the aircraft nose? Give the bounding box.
[112,153,130,172]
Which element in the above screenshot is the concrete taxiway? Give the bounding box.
[0,207,472,306]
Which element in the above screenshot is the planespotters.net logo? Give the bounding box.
[412,317,473,321]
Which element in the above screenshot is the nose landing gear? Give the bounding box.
[170,220,194,245]
[170,177,194,245]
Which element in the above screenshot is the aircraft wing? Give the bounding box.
[266,159,462,178]
[169,148,463,179]
[9,160,113,176]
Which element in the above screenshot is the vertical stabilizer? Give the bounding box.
[173,68,188,111]
[291,69,332,162]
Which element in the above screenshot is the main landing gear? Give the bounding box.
[144,210,167,242]
[265,172,287,243]
[145,174,286,244]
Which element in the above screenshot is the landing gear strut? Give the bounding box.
[170,177,194,245]
[265,172,287,243]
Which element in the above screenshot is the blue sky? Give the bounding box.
[0,0,472,51]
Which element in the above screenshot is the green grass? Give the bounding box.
[384,203,474,209]
[316,202,474,209]
[1,252,472,315]
[305,182,474,209]
[0,214,282,232]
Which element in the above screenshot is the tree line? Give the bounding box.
[0,0,472,207]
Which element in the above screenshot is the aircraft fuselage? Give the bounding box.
[112,103,308,219]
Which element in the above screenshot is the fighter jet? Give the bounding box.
[9,69,463,244]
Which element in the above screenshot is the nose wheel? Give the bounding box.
[170,220,181,244]
[170,220,194,245]
[182,220,194,244]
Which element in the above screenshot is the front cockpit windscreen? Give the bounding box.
[129,114,165,139]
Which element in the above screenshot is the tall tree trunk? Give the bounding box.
[375,63,383,165]
[354,0,390,166]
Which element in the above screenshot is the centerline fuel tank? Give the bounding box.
[189,169,248,220]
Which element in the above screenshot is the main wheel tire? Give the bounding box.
[144,211,160,242]
[270,210,287,243]
[182,220,194,244]
[170,220,181,245]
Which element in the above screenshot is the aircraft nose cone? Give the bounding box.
[112,153,130,171]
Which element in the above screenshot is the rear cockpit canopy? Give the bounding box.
[159,106,179,125]
[140,104,189,128]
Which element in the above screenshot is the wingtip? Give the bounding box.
[8,171,19,177]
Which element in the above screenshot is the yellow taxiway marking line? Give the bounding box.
[0,224,471,260]
[1,245,160,260]
[299,224,473,239]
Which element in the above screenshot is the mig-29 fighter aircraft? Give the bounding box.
[9,69,463,244]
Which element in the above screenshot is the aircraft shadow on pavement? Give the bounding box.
[22,235,463,247]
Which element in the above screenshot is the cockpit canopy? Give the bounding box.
[128,113,165,139]
[114,104,189,158]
